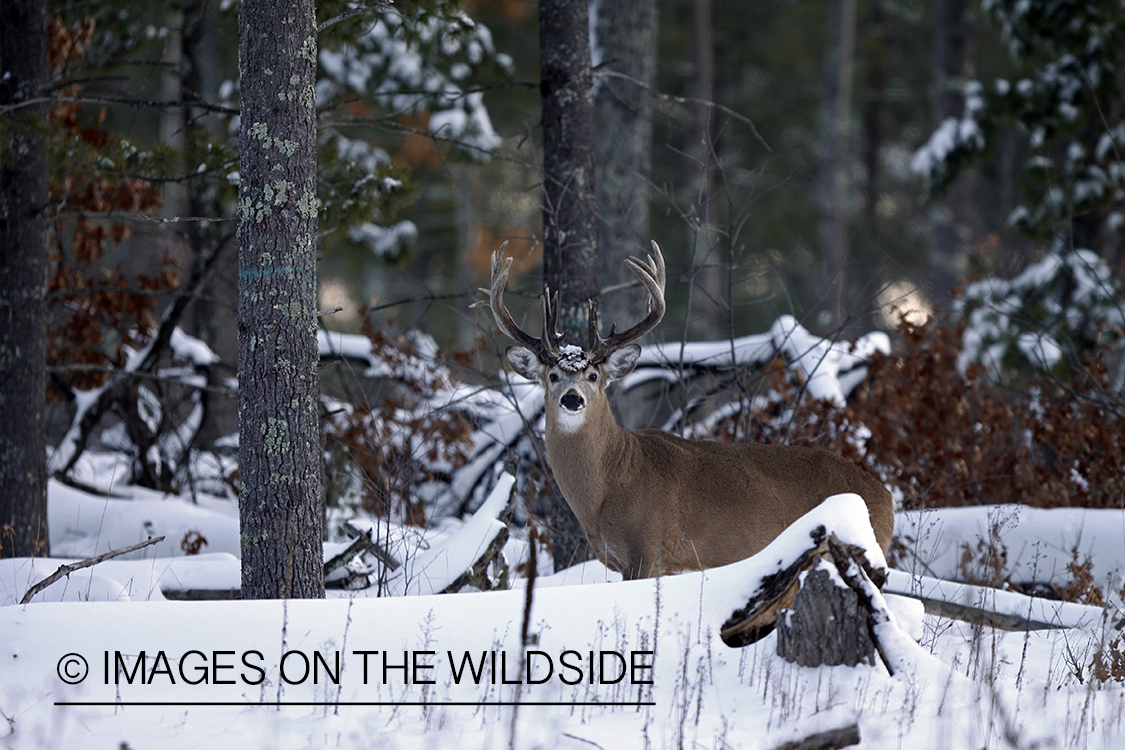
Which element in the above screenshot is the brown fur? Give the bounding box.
[490,241,892,580]
[537,359,894,580]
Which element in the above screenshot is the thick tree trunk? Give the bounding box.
[0,0,50,558]
[860,0,886,252]
[592,0,657,428]
[183,0,237,449]
[539,0,599,345]
[237,0,323,599]
[539,0,599,570]
[593,0,657,335]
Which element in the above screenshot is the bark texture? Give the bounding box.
[823,0,858,326]
[775,562,875,668]
[593,0,657,335]
[237,0,323,599]
[929,0,971,306]
[0,0,50,558]
[540,0,599,344]
[539,0,600,570]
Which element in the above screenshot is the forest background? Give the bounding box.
[1,0,1123,585]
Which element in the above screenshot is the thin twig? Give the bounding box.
[20,536,166,604]
[560,733,607,750]
[48,365,235,396]
[343,520,401,571]
[1,95,239,116]
[595,69,771,152]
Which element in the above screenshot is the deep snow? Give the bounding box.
[2,481,1124,749]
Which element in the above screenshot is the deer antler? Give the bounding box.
[588,240,666,363]
[485,242,563,363]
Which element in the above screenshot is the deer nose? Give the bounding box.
[560,392,585,412]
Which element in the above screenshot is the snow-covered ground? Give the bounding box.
[5,309,1123,748]
[2,476,1124,749]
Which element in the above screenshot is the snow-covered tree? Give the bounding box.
[956,248,1125,380]
[912,0,1125,257]
[315,1,513,260]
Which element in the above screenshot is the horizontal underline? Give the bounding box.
[54,701,656,707]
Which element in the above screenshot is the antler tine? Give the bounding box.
[586,296,601,353]
[589,241,667,361]
[487,242,558,362]
[541,287,565,357]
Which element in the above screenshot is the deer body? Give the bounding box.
[485,242,894,580]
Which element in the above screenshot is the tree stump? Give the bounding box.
[775,561,875,668]
[722,527,894,674]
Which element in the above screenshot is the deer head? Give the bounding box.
[486,241,665,433]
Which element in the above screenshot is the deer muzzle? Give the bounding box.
[560,391,585,412]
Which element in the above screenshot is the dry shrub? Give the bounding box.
[845,320,1124,510]
[180,530,209,556]
[46,16,173,396]
[323,325,474,524]
[703,318,1124,511]
[1087,575,1125,683]
[1090,634,1125,683]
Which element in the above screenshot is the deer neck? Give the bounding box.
[543,393,629,530]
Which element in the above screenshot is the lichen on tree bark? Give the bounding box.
[236,0,323,599]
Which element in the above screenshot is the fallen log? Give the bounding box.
[162,588,240,600]
[771,723,860,750]
[440,524,510,593]
[774,560,876,668]
[720,526,832,647]
[882,569,1104,631]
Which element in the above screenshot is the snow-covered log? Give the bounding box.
[770,723,861,750]
[775,557,878,669]
[635,314,890,404]
[883,569,1105,631]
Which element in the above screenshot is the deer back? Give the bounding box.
[553,425,894,577]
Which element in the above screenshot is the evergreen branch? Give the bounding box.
[325,113,532,168]
[318,2,392,33]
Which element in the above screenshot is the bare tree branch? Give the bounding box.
[52,236,236,478]
[20,536,166,604]
[594,69,771,152]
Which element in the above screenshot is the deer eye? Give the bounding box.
[588,372,598,383]
[548,372,559,383]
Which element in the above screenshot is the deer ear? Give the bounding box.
[604,344,641,381]
[506,346,541,380]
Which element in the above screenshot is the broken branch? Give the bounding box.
[20,536,166,605]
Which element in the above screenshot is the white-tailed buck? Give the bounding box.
[486,241,894,579]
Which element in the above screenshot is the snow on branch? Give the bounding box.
[636,314,889,404]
